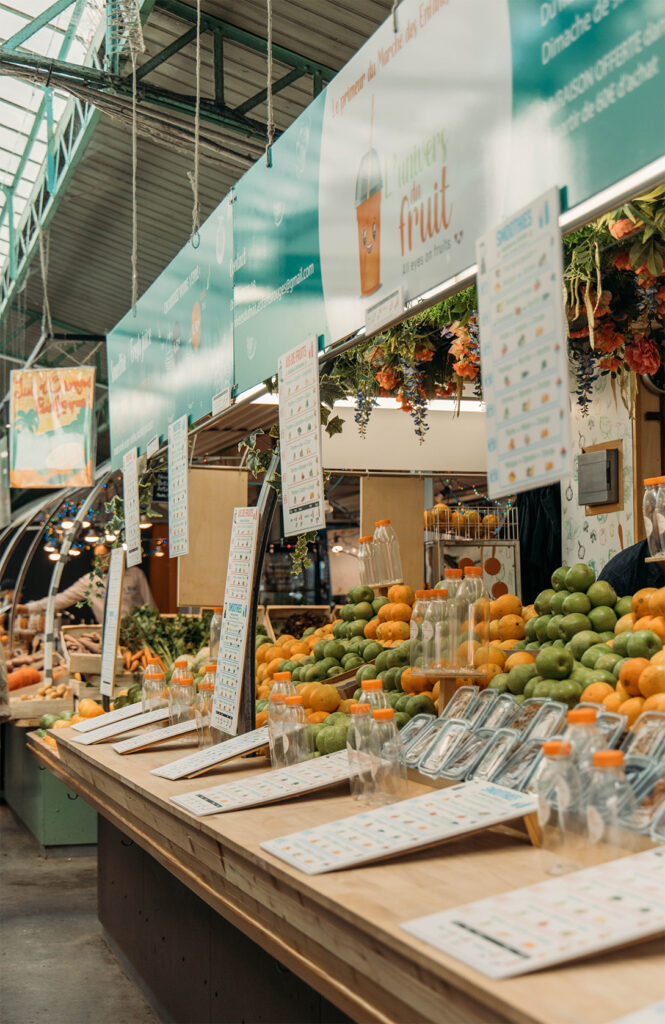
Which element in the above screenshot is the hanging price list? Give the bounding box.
[278,336,326,537]
[168,414,189,556]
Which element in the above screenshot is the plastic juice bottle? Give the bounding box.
[654,476,665,556]
[358,536,375,586]
[169,673,195,726]
[372,521,390,586]
[347,703,374,803]
[282,694,311,767]
[457,567,490,674]
[443,567,463,599]
[534,740,584,875]
[381,519,403,584]
[564,707,604,771]
[142,657,163,712]
[409,590,429,675]
[271,671,296,698]
[370,708,408,805]
[170,658,188,686]
[268,694,287,768]
[209,607,223,659]
[643,478,660,557]
[585,750,638,852]
[358,678,389,712]
[195,677,215,747]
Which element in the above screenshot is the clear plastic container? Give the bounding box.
[621,763,665,833]
[195,679,215,747]
[169,673,196,726]
[142,657,165,712]
[418,719,470,776]
[564,706,605,769]
[440,728,494,780]
[282,695,312,767]
[465,688,499,728]
[468,729,519,781]
[358,678,389,713]
[404,717,446,768]
[643,478,661,557]
[418,590,447,676]
[441,685,480,721]
[456,567,490,676]
[142,669,166,713]
[586,750,639,851]
[482,693,518,730]
[576,703,628,748]
[347,703,374,804]
[621,711,665,759]
[268,693,287,768]
[442,567,463,599]
[649,800,665,844]
[170,658,189,687]
[372,521,391,586]
[654,476,665,556]
[409,590,429,653]
[521,700,568,741]
[534,740,584,875]
[381,519,403,584]
[209,607,222,659]
[370,707,407,804]
[358,536,375,587]
[398,713,437,749]
[271,670,297,699]
[496,737,546,792]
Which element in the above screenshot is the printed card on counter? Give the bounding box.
[71,701,147,733]
[99,546,125,698]
[171,749,353,816]
[476,187,572,498]
[168,414,189,557]
[278,336,326,537]
[122,447,141,568]
[151,726,269,780]
[261,781,536,875]
[211,506,259,737]
[71,706,169,745]
[114,718,197,754]
[401,847,665,979]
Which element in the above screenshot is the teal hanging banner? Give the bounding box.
[107,197,234,467]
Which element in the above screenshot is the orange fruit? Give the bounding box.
[633,615,657,633]
[581,681,615,704]
[69,713,84,724]
[306,636,318,651]
[492,593,523,619]
[390,621,410,641]
[338,698,357,714]
[52,719,71,729]
[488,620,500,641]
[473,620,491,641]
[602,692,623,712]
[648,616,665,642]
[78,698,104,718]
[650,650,665,667]
[431,680,440,704]
[255,644,271,665]
[498,614,526,641]
[489,601,501,622]
[364,618,379,639]
[643,693,665,712]
[618,696,645,727]
[522,604,538,622]
[648,587,665,617]
[638,663,665,699]
[257,684,272,700]
[477,663,503,687]
[300,683,321,708]
[255,710,269,728]
[309,684,341,713]
[618,657,650,697]
[387,584,415,605]
[295,683,308,696]
[43,734,58,748]
[377,603,392,622]
[307,710,330,723]
[290,641,309,656]
[633,588,658,618]
[256,664,267,684]
[504,651,536,670]
[615,613,637,633]
[265,657,284,677]
[473,646,505,668]
[400,668,432,694]
[389,602,413,623]
[499,638,518,651]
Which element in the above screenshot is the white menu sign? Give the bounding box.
[151,725,269,780]
[172,749,353,816]
[402,847,665,979]
[122,447,142,568]
[211,506,260,736]
[71,700,147,733]
[71,706,170,744]
[278,336,326,537]
[476,187,572,498]
[262,781,536,875]
[168,414,189,556]
[113,718,197,754]
[99,546,125,698]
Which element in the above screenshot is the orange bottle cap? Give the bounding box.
[464,566,482,576]
[593,750,624,767]
[152,672,165,679]
[284,695,303,706]
[361,679,382,691]
[205,663,218,673]
[445,568,463,578]
[174,659,188,667]
[644,478,660,486]
[373,707,395,721]
[432,589,448,598]
[543,740,572,756]
[567,707,597,724]
[273,671,292,681]
[178,675,194,686]
[359,536,373,543]
[148,656,160,664]
[351,703,371,714]
[269,694,285,703]
[213,606,223,613]
[415,589,427,598]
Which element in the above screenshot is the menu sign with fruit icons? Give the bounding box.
[168,415,189,557]
[476,187,573,498]
[278,337,326,537]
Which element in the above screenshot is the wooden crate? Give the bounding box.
[256,605,274,641]
[9,679,74,725]
[61,624,123,675]
[265,605,331,639]
[73,672,139,704]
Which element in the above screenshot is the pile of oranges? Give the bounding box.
[255,624,336,700]
[365,585,416,644]
[255,682,356,728]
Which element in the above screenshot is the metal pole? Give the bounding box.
[43,472,111,685]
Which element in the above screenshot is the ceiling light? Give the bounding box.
[104,532,116,543]
[154,549,164,557]
[61,518,74,530]
[43,543,56,553]
[331,534,343,553]
[139,521,151,530]
[81,519,91,528]
[122,542,128,550]
[70,548,81,556]
[48,552,60,561]
[84,532,100,543]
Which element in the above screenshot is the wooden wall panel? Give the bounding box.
[360,476,425,590]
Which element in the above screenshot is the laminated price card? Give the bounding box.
[278,336,326,537]
[114,718,197,754]
[122,447,141,568]
[71,701,147,733]
[211,506,259,737]
[476,187,572,498]
[168,414,189,556]
[401,847,665,979]
[151,726,269,780]
[99,546,125,698]
[71,706,169,745]
[171,749,353,816]
[261,781,536,875]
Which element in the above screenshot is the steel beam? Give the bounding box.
[133,25,198,81]
[234,66,304,117]
[0,0,76,52]
[213,29,224,108]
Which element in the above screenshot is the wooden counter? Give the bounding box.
[32,729,664,1024]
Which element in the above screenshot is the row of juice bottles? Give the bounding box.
[269,671,407,805]
[410,566,490,678]
[142,658,220,746]
[643,476,665,558]
[358,519,403,587]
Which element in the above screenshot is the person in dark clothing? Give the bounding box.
[598,539,665,596]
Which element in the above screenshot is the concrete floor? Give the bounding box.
[0,804,159,1024]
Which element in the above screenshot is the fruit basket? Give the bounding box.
[265,606,332,641]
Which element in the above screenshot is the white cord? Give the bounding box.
[186,0,201,239]
[265,0,274,166]
[131,49,139,314]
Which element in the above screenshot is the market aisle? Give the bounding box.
[0,805,158,1024]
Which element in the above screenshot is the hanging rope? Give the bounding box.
[130,50,139,314]
[186,0,201,241]
[37,227,53,339]
[265,0,275,166]
[392,0,400,31]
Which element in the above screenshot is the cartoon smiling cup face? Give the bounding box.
[355,147,382,296]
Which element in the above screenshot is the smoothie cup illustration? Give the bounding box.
[355,146,382,296]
